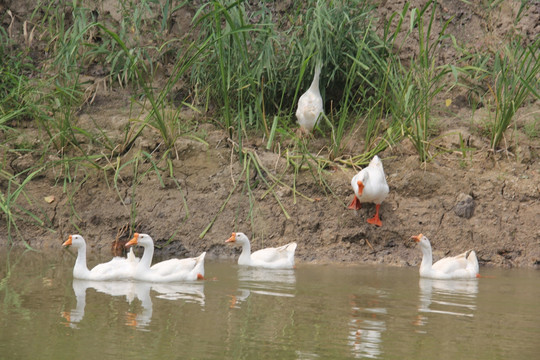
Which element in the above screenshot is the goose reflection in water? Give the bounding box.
[62,279,205,329]
[348,293,387,359]
[123,282,205,329]
[414,278,478,329]
[229,267,296,308]
[61,279,134,329]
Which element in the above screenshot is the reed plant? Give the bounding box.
[326,22,377,160]
[37,1,153,88]
[26,0,203,156]
[0,29,40,131]
[0,167,48,248]
[487,38,539,150]
[99,0,158,87]
[287,0,391,161]
[192,0,274,140]
[26,5,107,155]
[450,38,491,113]
[191,0,381,137]
[98,23,212,155]
[379,1,453,163]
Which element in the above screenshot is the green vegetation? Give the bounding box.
[487,39,539,150]
[0,0,537,244]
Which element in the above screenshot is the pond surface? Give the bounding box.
[1,249,539,359]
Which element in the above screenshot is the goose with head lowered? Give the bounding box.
[296,63,323,134]
[226,232,297,269]
[348,155,389,227]
[62,234,139,281]
[412,234,480,280]
[125,233,205,282]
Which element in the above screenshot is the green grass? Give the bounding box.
[488,38,539,150]
[0,29,40,131]
[378,0,455,163]
[0,167,49,248]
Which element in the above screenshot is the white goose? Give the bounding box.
[62,234,139,281]
[412,234,480,280]
[348,155,389,227]
[125,233,205,282]
[226,232,297,269]
[296,64,323,133]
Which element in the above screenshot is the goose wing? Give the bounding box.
[251,243,297,263]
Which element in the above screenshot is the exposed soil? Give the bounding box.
[1,0,539,269]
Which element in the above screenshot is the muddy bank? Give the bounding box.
[1,0,539,269]
[6,93,539,269]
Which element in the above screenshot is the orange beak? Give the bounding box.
[62,235,72,247]
[226,232,236,243]
[411,234,423,242]
[125,233,139,247]
[357,180,364,196]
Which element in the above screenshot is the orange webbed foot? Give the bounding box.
[367,216,382,227]
[367,204,383,226]
[347,196,361,210]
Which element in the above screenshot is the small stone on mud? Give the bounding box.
[163,177,177,189]
[276,186,292,198]
[454,193,474,219]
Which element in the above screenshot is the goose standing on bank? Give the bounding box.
[125,233,205,282]
[412,234,480,280]
[63,234,139,281]
[296,63,323,134]
[226,232,297,269]
[348,155,389,227]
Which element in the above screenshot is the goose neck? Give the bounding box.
[238,240,252,264]
[420,245,433,274]
[139,243,154,269]
[74,244,89,274]
[310,68,320,92]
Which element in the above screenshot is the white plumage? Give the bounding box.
[296,64,323,133]
[125,233,205,282]
[412,234,479,280]
[63,234,139,281]
[348,155,389,227]
[226,232,297,269]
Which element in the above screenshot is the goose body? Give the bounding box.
[226,232,296,269]
[62,234,139,281]
[125,233,205,282]
[412,234,479,280]
[296,64,323,133]
[348,155,389,226]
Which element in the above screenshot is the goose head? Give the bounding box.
[411,234,431,250]
[63,234,85,249]
[226,232,250,245]
[125,233,154,248]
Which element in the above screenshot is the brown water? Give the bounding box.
[1,249,539,359]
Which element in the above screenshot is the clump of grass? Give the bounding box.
[487,38,539,150]
[523,116,539,139]
[35,2,155,89]
[0,29,40,131]
[0,167,49,248]
[98,22,212,154]
[380,0,454,163]
[191,0,382,138]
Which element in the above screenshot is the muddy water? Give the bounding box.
[0,250,538,359]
